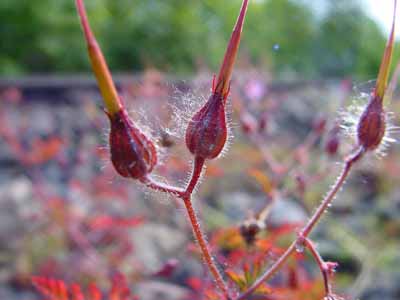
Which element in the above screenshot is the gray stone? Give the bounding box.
[135,280,189,300]
[268,197,308,227]
[130,223,186,272]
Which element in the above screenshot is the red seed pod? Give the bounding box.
[356,95,386,151]
[185,94,227,159]
[108,109,157,179]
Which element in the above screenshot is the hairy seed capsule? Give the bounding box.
[357,95,386,151]
[108,109,157,179]
[185,93,227,159]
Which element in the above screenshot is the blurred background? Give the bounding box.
[1,0,399,77]
[1,0,400,300]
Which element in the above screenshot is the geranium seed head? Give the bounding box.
[108,109,157,179]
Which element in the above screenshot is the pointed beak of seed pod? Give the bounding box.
[213,0,249,101]
[76,0,158,179]
[185,0,249,160]
[356,0,397,151]
[375,0,397,102]
[75,0,122,116]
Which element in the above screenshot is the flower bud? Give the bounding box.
[108,109,157,179]
[185,94,227,159]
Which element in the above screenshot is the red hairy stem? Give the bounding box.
[143,156,228,297]
[141,176,184,196]
[185,156,205,195]
[236,147,365,300]
[141,156,205,197]
[301,147,363,236]
[303,238,337,297]
[183,157,230,297]
[183,196,230,299]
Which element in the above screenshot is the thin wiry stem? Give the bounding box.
[236,147,364,300]
[141,176,184,196]
[144,155,230,299]
[185,156,205,196]
[303,238,336,297]
[183,195,230,299]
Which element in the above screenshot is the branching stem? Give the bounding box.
[141,176,184,196]
[236,147,364,300]
[303,237,335,297]
[144,155,230,299]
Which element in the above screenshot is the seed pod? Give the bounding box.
[356,0,396,152]
[185,94,227,159]
[357,95,386,151]
[356,1,396,151]
[76,0,157,179]
[108,109,157,179]
[185,0,248,160]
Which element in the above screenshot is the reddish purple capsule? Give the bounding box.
[357,95,386,151]
[185,93,227,159]
[108,109,157,179]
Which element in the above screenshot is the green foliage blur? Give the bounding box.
[0,0,398,78]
